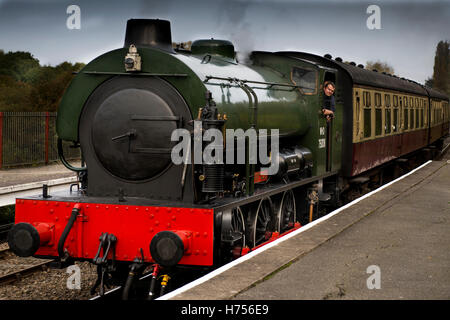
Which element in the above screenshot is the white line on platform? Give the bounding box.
[0,176,77,194]
[0,176,78,207]
[89,286,122,300]
[158,160,433,300]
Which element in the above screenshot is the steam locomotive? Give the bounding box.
[8,19,449,298]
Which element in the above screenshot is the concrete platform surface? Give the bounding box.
[169,160,450,300]
[0,162,78,188]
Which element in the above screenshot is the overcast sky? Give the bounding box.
[0,0,449,84]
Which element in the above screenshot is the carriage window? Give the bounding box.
[375,93,382,136]
[363,91,371,106]
[355,94,361,138]
[364,109,371,138]
[375,93,381,107]
[393,108,398,132]
[385,94,391,107]
[420,108,423,128]
[291,67,317,94]
[375,109,382,136]
[363,91,371,138]
[445,102,449,122]
[404,97,409,130]
[405,109,409,129]
[443,103,446,122]
[415,107,419,129]
[385,95,391,134]
[436,108,439,123]
[422,100,426,127]
[393,95,398,132]
[431,102,435,125]
[385,108,391,134]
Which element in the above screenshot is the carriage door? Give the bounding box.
[323,71,336,171]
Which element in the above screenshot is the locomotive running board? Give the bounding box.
[212,170,339,213]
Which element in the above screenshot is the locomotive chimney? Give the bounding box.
[124,19,174,52]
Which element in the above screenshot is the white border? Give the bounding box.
[158,160,433,300]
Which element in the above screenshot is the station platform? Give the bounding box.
[0,162,77,188]
[167,159,450,300]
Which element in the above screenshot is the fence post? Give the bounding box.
[0,112,3,169]
[45,112,49,165]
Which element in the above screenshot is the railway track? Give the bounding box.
[0,249,53,286]
[0,177,77,290]
[0,236,51,287]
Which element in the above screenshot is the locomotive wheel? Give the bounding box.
[247,197,276,248]
[278,188,297,233]
[230,206,246,259]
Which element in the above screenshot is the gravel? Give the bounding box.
[0,259,101,300]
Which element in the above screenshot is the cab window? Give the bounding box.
[291,67,317,94]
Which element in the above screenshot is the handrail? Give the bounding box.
[204,75,300,90]
[57,138,87,172]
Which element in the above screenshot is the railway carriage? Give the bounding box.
[7,19,449,298]
[279,52,449,176]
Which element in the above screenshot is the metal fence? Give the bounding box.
[0,112,80,168]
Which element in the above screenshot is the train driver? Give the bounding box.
[322,81,336,122]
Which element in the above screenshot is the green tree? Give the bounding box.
[366,60,395,74]
[0,50,84,112]
[28,62,84,111]
[431,40,449,95]
[0,74,33,111]
[0,51,40,82]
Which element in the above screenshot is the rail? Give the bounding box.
[0,259,53,285]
